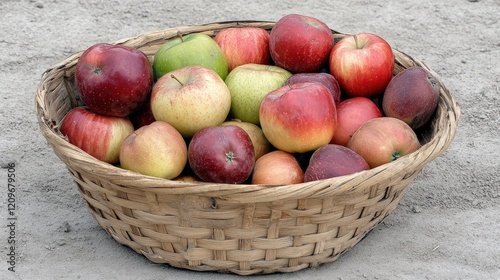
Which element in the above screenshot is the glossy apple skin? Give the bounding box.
[153,33,228,80]
[330,97,382,146]
[188,125,255,184]
[304,144,370,182]
[151,66,231,138]
[214,27,271,72]
[251,150,304,185]
[221,120,272,160]
[329,33,394,98]
[382,66,440,129]
[225,63,292,125]
[60,106,134,164]
[284,72,341,106]
[75,43,153,117]
[347,117,421,168]
[260,82,337,153]
[119,121,187,179]
[270,14,334,73]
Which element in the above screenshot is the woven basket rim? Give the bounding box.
[34,20,461,204]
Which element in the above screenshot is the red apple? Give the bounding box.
[284,72,341,106]
[330,97,382,146]
[128,97,156,129]
[259,82,337,153]
[188,125,255,184]
[329,33,394,98]
[214,27,270,72]
[119,121,187,179]
[75,43,153,117]
[150,66,231,138]
[251,150,304,185]
[382,66,440,129]
[347,117,421,168]
[60,106,134,164]
[304,144,370,182]
[221,120,272,160]
[270,14,334,73]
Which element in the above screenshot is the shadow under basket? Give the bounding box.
[35,21,460,275]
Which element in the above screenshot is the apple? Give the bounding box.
[221,120,272,160]
[188,125,255,184]
[152,32,228,80]
[284,72,341,106]
[347,117,421,168]
[150,66,231,138]
[259,82,337,153]
[74,43,153,117]
[270,14,334,73]
[329,33,394,98]
[128,97,156,129]
[304,144,370,182]
[214,27,271,72]
[251,150,304,185]
[330,97,382,146]
[224,63,292,125]
[382,66,440,130]
[119,121,187,179]
[60,106,134,164]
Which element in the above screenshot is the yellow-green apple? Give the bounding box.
[284,72,341,106]
[221,120,272,160]
[119,121,187,179]
[60,106,134,164]
[153,32,228,80]
[74,43,153,117]
[330,97,382,146]
[188,125,255,184]
[214,27,270,72]
[329,33,394,98]
[150,66,231,138]
[251,150,304,185]
[347,117,421,168]
[259,82,337,153]
[304,144,370,182]
[224,63,292,125]
[382,66,440,129]
[270,14,334,73]
[128,97,156,129]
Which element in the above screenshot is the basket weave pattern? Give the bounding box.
[35,21,460,275]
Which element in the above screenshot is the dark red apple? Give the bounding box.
[128,97,156,129]
[75,43,153,117]
[188,125,255,184]
[304,144,370,182]
[382,66,440,129]
[270,14,334,73]
[284,72,341,106]
[60,106,134,164]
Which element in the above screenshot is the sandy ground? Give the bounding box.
[1,0,499,279]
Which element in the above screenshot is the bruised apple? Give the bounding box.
[251,150,304,185]
[347,117,421,168]
[382,66,440,130]
[304,144,370,182]
[330,97,382,146]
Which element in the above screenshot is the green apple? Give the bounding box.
[225,63,292,125]
[153,32,228,80]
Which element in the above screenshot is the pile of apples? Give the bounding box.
[61,14,440,185]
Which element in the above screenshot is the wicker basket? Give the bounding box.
[35,21,460,275]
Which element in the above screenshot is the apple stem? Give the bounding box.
[170,74,184,86]
[177,31,184,42]
[353,34,359,49]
